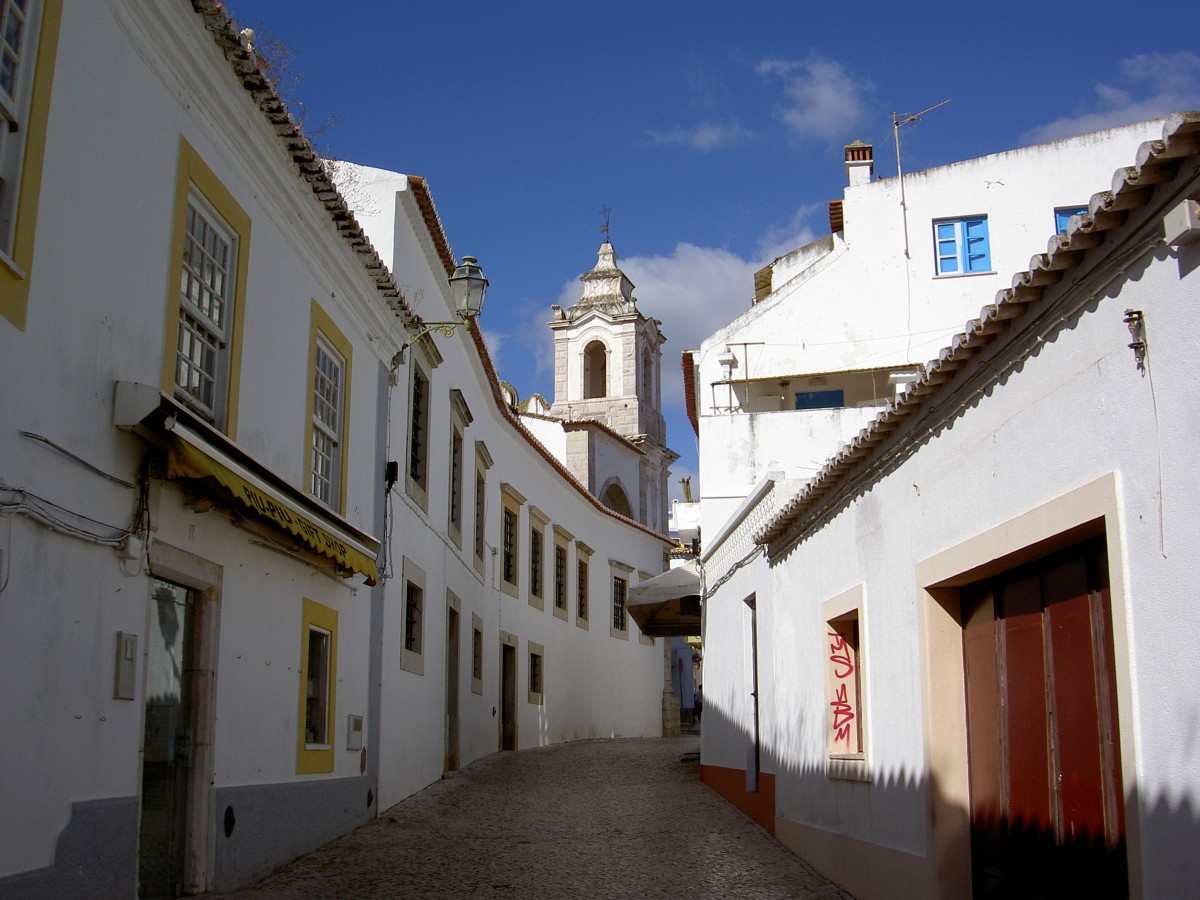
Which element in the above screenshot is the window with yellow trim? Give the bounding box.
[0,0,61,329]
[161,138,250,437]
[306,301,352,512]
[297,598,337,774]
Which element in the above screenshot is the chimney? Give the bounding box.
[844,140,873,187]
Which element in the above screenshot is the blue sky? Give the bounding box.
[227,0,1198,501]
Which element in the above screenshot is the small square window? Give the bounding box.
[404,581,423,656]
[473,442,492,573]
[528,641,544,705]
[297,598,337,774]
[304,627,331,746]
[933,216,990,275]
[502,507,517,586]
[577,558,589,623]
[529,652,542,694]
[554,544,567,611]
[471,612,484,696]
[449,429,463,530]
[474,468,487,562]
[612,576,628,633]
[400,560,427,676]
[827,617,863,755]
[795,389,844,410]
[529,527,543,600]
[408,368,429,490]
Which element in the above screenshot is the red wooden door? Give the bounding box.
[962,539,1125,898]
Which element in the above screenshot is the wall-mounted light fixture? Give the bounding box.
[395,256,489,365]
[1124,308,1147,371]
[717,346,737,380]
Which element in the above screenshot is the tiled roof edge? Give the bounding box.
[405,176,457,279]
[754,111,1200,548]
[188,0,422,321]
[682,350,699,437]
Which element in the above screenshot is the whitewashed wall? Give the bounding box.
[348,168,671,810]
[761,174,1200,897]
[2,2,389,890]
[694,120,1166,544]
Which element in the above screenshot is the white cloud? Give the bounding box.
[755,203,822,263]
[621,243,756,365]
[1021,51,1200,144]
[646,120,755,152]
[515,300,557,379]
[757,57,872,141]
[480,328,506,364]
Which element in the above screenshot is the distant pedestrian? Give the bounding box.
[693,685,703,724]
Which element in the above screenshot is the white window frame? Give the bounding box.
[310,335,344,507]
[0,0,41,256]
[175,190,237,424]
[304,624,332,748]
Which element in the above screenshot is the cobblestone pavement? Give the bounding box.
[216,736,852,899]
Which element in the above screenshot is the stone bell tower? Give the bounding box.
[547,240,676,532]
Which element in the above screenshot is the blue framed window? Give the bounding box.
[795,389,844,410]
[934,216,991,275]
[1054,206,1088,234]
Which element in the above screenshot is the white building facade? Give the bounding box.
[688,118,1166,533]
[694,112,1200,898]
[0,3,669,896]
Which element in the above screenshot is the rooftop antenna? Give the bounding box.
[892,99,950,258]
[598,204,612,242]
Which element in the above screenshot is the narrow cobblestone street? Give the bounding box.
[216,736,852,899]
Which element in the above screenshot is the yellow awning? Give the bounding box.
[166,422,379,583]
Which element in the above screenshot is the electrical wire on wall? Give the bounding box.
[0,449,153,591]
[1125,308,1167,558]
[704,544,763,598]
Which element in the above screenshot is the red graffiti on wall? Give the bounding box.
[828,631,857,750]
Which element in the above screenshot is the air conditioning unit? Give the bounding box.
[1163,198,1200,246]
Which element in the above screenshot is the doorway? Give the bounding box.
[139,579,196,899]
[962,538,1125,898]
[445,606,460,774]
[744,594,761,792]
[500,641,517,751]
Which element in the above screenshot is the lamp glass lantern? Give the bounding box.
[449,255,489,320]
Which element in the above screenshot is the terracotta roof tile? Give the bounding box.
[188,1,459,319]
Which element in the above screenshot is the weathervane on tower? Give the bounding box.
[598,204,612,240]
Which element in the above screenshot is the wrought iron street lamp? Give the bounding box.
[396,256,489,362]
